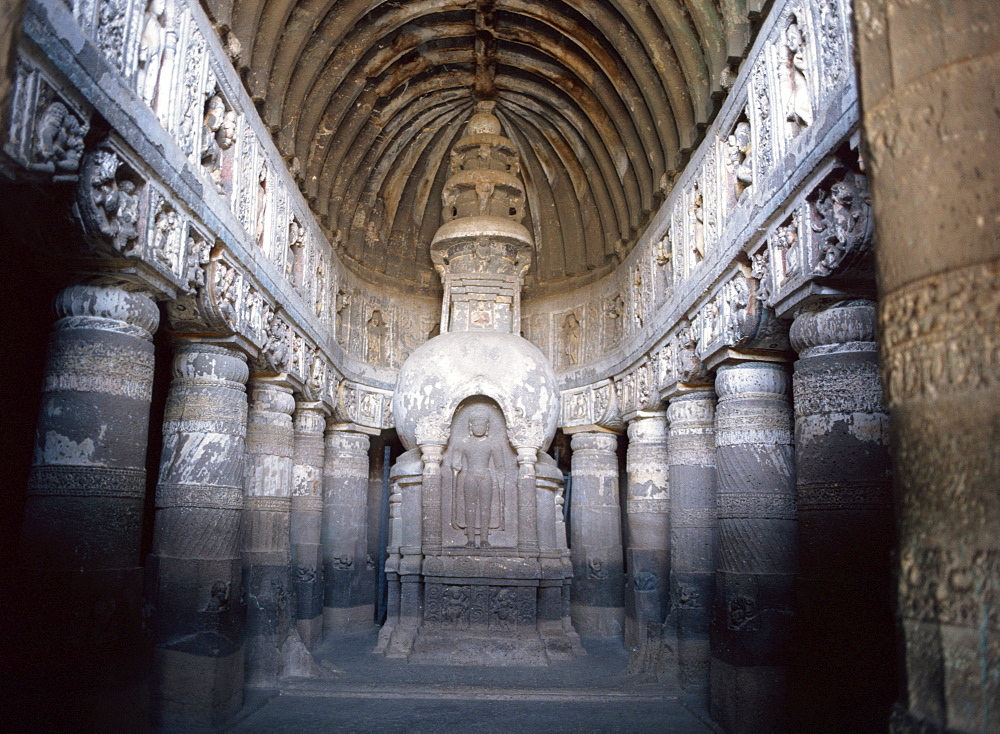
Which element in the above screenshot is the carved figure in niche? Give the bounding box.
[204,580,230,613]
[201,94,236,193]
[442,586,470,625]
[605,294,624,346]
[751,249,772,305]
[588,557,608,580]
[492,588,517,630]
[32,101,86,173]
[655,234,672,267]
[562,312,581,366]
[255,165,268,249]
[690,186,705,262]
[287,220,305,285]
[782,16,813,130]
[632,268,644,329]
[215,263,238,324]
[727,119,753,197]
[137,0,166,107]
[183,235,210,294]
[772,214,799,280]
[366,309,387,364]
[152,205,180,267]
[445,406,507,549]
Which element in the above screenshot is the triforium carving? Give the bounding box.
[78,145,143,254]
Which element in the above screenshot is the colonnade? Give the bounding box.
[571,299,894,732]
[16,282,376,730]
[16,283,896,731]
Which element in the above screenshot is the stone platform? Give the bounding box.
[225,630,713,733]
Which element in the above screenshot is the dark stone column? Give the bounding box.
[149,342,249,729]
[855,3,999,730]
[291,402,326,649]
[242,378,295,686]
[667,388,717,698]
[623,411,670,651]
[322,428,372,632]
[568,430,625,639]
[788,300,895,729]
[710,361,796,733]
[17,284,158,729]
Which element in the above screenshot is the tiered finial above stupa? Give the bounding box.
[430,102,533,334]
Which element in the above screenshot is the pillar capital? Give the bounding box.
[789,299,877,358]
[171,341,249,386]
[247,379,296,415]
[293,401,328,434]
[52,283,160,337]
[666,388,716,428]
[569,430,618,454]
[715,360,790,402]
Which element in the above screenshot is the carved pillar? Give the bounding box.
[568,430,625,639]
[856,4,999,730]
[787,300,895,728]
[419,442,445,554]
[321,428,372,632]
[291,402,326,649]
[517,446,540,556]
[710,361,796,733]
[149,342,249,729]
[667,388,717,697]
[623,411,670,651]
[17,284,158,728]
[242,379,295,686]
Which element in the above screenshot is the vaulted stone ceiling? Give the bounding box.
[203,0,761,293]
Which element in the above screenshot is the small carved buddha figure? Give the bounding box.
[448,413,506,548]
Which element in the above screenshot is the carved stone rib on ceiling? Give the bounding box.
[201,0,752,291]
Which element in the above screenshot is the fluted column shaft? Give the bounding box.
[149,342,249,729]
[624,411,670,651]
[291,403,326,649]
[242,379,296,686]
[710,362,796,733]
[568,430,624,639]
[18,284,158,728]
[789,300,895,728]
[322,429,372,632]
[667,388,717,696]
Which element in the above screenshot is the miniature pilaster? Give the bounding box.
[568,430,625,639]
[623,410,670,651]
[788,300,895,728]
[321,428,372,632]
[149,342,249,730]
[242,378,296,686]
[710,361,796,733]
[291,402,327,649]
[19,283,158,729]
[666,388,717,697]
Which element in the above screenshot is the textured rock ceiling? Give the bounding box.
[203,0,761,293]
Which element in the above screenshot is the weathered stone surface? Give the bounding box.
[243,379,296,686]
[16,283,158,730]
[292,402,326,649]
[149,342,249,729]
[569,431,625,639]
[667,388,717,697]
[856,2,1000,729]
[623,410,669,651]
[322,429,372,633]
[710,361,796,733]
[788,300,896,729]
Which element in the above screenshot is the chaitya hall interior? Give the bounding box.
[0,0,996,731]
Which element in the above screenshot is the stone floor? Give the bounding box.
[226,630,714,733]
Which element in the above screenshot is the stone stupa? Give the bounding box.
[375,102,583,665]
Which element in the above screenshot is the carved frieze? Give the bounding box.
[5,59,90,180]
